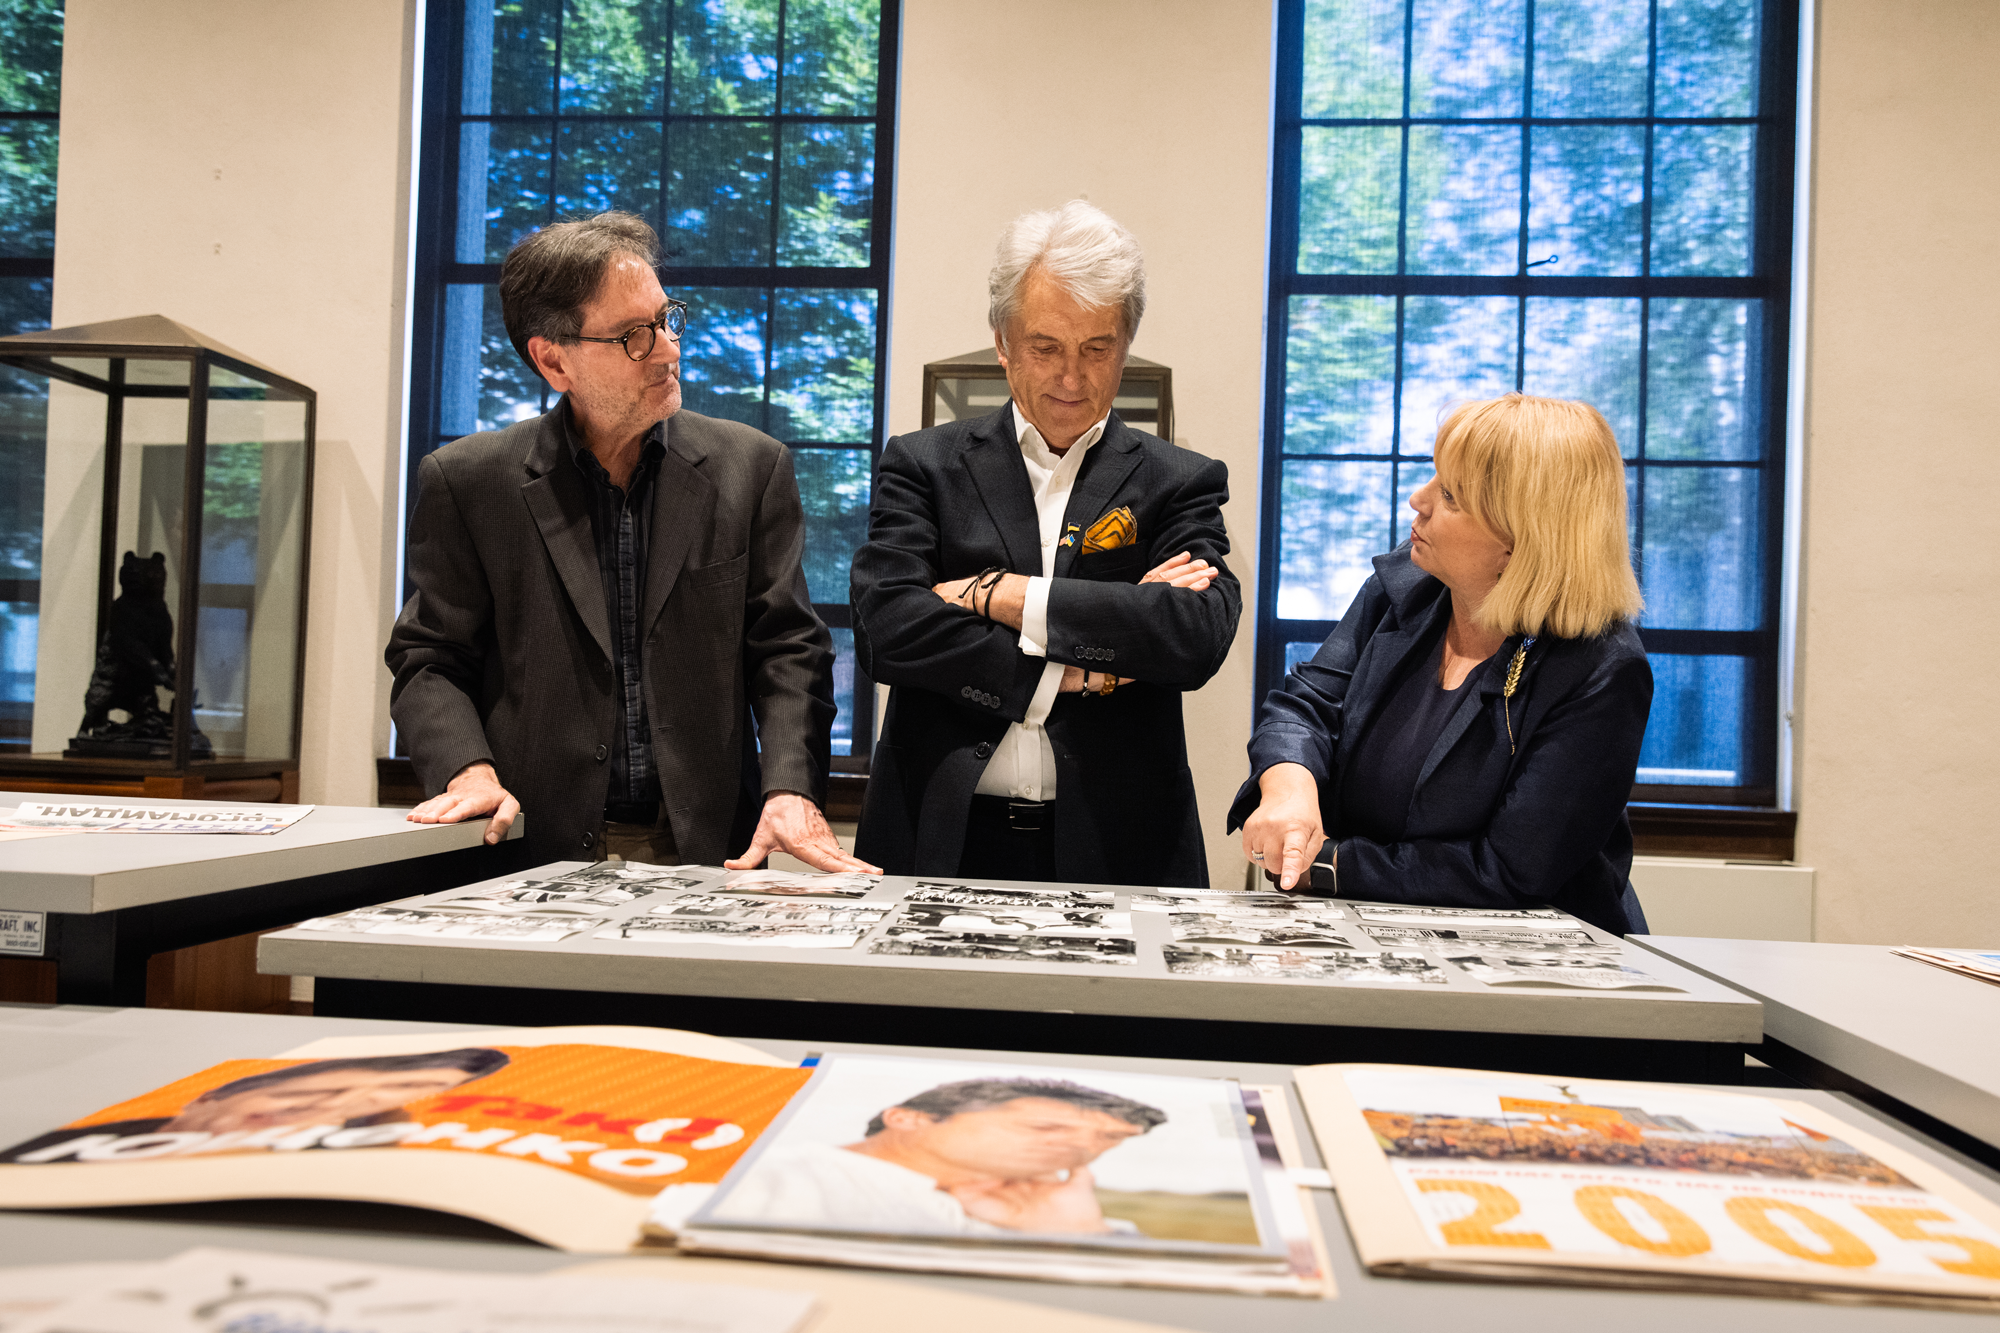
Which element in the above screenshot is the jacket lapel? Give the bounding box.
[961,405,1040,571]
[642,415,715,639]
[520,405,614,663]
[1337,591,1450,771]
[1053,414,1143,579]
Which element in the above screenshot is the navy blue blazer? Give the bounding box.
[1228,545,1653,935]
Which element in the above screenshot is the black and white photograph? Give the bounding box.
[1360,924,1599,948]
[1130,892,1340,915]
[904,883,1115,908]
[294,907,607,942]
[1350,904,1574,927]
[1163,945,1447,984]
[437,880,676,913]
[1168,913,1356,951]
[1443,951,1686,991]
[596,895,890,948]
[709,870,883,900]
[871,931,1138,967]
[544,863,708,891]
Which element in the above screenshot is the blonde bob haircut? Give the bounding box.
[1432,393,1643,640]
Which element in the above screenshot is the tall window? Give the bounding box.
[1260,0,1796,805]
[408,0,894,762]
[0,0,62,751]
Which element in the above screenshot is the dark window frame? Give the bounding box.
[403,0,899,772]
[1257,0,1800,811]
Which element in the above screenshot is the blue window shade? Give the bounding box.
[1261,0,1796,806]
[408,0,897,770]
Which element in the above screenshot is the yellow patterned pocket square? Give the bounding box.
[1082,506,1137,554]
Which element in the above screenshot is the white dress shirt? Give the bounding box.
[971,406,1110,801]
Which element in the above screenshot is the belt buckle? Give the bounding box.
[1006,800,1045,832]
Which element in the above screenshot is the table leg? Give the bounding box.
[51,913,149,1006]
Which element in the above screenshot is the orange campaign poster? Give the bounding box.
[4,1045,811,1194]
[0,1029,815,1251]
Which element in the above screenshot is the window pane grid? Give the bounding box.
[409,0,894,763]
[1263,0,1790,803]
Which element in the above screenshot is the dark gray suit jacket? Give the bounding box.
[386,402,835,867]
[851,405,1241,887]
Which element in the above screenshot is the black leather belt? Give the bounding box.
[973,795,1051,832]
[605,799,662,825]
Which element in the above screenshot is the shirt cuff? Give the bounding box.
[1018,576,1053,657]
[1024,660,1065,727]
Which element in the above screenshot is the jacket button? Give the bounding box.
[1103,649,1115,661]
[975,742,993,759]
[594,744,608,761]
[960,685,973,699]
[582,831,595,849]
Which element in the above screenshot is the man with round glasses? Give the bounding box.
[388,211,871,874]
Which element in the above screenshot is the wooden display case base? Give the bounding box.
[0,754,299,803]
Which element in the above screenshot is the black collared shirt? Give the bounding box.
[563,403,667,817]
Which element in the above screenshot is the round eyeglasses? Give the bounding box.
[571,298,688,362]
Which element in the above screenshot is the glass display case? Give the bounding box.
[0,315,314,799]
[920,347,1174,440]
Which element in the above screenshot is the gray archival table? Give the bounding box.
[1633,935,2000,1163]
[260,862,1761,1080]
[0,793,526,1005]
[3,1004,1997,1333]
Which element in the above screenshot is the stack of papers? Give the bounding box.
[1892,946,2000,988]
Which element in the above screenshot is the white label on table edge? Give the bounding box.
[0,908,47,957]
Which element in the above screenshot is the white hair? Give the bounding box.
[987,200,1147,348]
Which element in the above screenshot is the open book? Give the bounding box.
[0,1027,1326,1296]
[0,1026,809,1253]
[1298,1063,2000,1311]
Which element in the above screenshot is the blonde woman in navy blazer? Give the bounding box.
[1232,394,1653,935]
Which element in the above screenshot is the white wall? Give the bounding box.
[44,1,1999,947]
[889,0,1275,890]
[50,0,415,806]
[1792,1,2000,947]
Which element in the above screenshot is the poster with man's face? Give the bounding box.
[694,1054,1281,1254]
[0,1045,810,1196]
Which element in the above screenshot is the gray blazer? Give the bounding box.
[386,402,835,867]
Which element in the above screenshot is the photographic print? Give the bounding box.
[1362,924,1599,948]
[709,870,881,899]
[694,1054,1273,1252]
[294,907,606,942]
[1164,945,1445,984]
[545,863,707,890]
[1443,952,1685,991]
[1130,891,1340,914]
[870,930,1138,966]
[1168,913,1356,950]
[903,883,1114,908]
[1351,904,1573,926]
[437,880,672,913]
[595,896,890,948]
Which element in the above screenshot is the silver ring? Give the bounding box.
[1249,851,1265,861]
